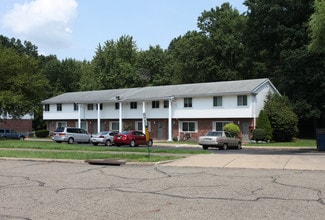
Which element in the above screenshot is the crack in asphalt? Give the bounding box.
[1,162,324,220]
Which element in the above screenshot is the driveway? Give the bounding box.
[159,147,325,171]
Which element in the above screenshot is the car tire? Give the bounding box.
[202,145,208,150]
[130,140,136,147]
[68,138,74,144]
[147,140,153,147]
[237,142,242,150]
[222,143,228,150]
[105,140,112,146]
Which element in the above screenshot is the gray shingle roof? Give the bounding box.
[42,78,277,104]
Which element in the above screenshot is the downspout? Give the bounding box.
[142,101,146,132]
[253,95,256,129]
[97,103,100,133]
[168,96,174,141]
[119,102,122,132]
[78,104,81,128]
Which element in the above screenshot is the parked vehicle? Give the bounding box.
[52,127,90,144]
[90,130,119,146]
[0,128,25,140]
[113,130,153,147]
[198,131,242,150]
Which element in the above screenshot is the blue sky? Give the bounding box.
[0,0,246,61]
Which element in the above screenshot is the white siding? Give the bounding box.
[42,86,276,121]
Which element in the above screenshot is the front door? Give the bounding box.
[157,122,163,140]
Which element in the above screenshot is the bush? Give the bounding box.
[264,93,299,142]
[253,129,265,141]
[35,130,49,138]
[256,110,272,141]
[224,123,241,138]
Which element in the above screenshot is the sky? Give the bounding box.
[0,0,246,61]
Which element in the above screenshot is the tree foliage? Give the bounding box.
[223,123,241,138]
[308,0,325,54]
[1,0,324,136]
[0,45,49,118]
[256,109,273,140]
[263,93,299,142]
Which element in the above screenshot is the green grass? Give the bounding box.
[0,150,181,162]
[244,139,316,147]
[0,140,205,162]
[0,140,207,154]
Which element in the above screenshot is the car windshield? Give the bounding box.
[206,131,222,136]
[100,132,108,135]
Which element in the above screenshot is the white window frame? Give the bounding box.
[56,121,67,128]
[110,121,119,130]
[181,121,197,132]
[212,121,233,131]
[237,95,247,106]
[135,120,151,131]
[213,96,222,107]
[184,97,192,108]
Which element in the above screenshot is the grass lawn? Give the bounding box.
[0,140,207,162]
[244,139,316,147]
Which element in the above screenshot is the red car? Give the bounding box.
[113,130,153,147]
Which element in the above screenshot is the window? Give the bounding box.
[214,121,232,131]
[152,101,159,109]
[130,102,137,109]
[56,121,67,127]
[182,121,196,132]
[87,104,94,110]
[44,104,50,111]
[110,121,119,130]
[237,95,247,106]
[57,104,62,111]
[96,103,103,110]
[184,97,192,108]
[135,121,143,131]
[163,100,169,108]
[115,102,120,110]
[135,121,151,131]
[73,103,78,111]
[213,96,222,107]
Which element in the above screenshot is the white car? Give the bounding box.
[198,131,242,150]
[90,130,119,146]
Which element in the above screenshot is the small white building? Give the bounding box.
[42,78,280,141]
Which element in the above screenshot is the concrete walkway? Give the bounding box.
[160,151,325,171]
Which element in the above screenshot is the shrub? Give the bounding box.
[35,130,49,138]
[264,93,299,142]
[256,110,272,141]
[224,123,241,138]
[253,129,265,141]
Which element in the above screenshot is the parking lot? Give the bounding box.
[1,146,325,219]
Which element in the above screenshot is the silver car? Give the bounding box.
[52,127,90,144]
[198,131,242,150]
[90,130,118,146]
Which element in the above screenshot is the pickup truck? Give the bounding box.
[0,128,25,140]
[198,131,242,150]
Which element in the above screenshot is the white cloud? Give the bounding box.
[2,0,77,49]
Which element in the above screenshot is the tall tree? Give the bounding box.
[0,46,49,118]
[244,0,324,136]
[92,35,141,89]
[197,3,247,80]
[308,0,325,54]
[135,45,169,86]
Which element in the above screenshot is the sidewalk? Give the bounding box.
[159,150,325,171]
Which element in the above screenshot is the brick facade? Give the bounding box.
[0,119,33,133]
